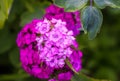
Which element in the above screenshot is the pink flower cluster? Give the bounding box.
[36,18,76,68]
[16,4,82,81]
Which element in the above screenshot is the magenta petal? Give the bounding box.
[58,72,73,81]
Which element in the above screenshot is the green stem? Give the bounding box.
[90,0,93,6]
[65,59,79,75]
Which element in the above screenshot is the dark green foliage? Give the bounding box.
[0,0,120,81]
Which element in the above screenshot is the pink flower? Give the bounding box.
[58,72,73,81]
[36,19,50,34]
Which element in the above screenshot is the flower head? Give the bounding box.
[17,7,82,81]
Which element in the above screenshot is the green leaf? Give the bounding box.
[0,11,6,28]
[9,48,20,68]
[0,0,13,29]
[94,0,120,9]
[54,0,88,12]
[0,28,14,54]
[54,0,65,7]
[0,0,13,15]
[81,6,103,40]
[20,1,46,27]
[20,9,44,26]
[71,72,111,81]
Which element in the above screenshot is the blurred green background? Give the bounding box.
[0,0,120,81]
